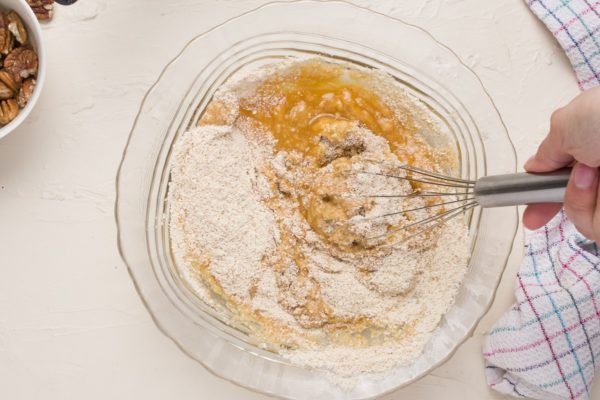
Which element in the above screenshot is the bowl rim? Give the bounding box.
[0,0,46,140]
[115,1,519,398]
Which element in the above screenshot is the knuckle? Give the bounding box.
[550,108,563,130]
[592,207,600,227]
[593,223,600,242]
[565,207,592,237]
[564,189,596,238]
[548,109,571,151]
[564,194,591,215]
[578,225,595,241]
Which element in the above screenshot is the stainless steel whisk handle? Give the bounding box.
[474,168,572,207]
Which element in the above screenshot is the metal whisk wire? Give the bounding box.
[358,171,474,189]
[356,196,476,222]
[368,201,478,241]
[347,163,478,244]
[380,202,479,246]
[370,162,476,185]
[348,162,571,246]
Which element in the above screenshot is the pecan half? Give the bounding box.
[0,13,14,56]
[17,78,35,108]
[0,70,18,93]
[27,0,52,5]
[27,0,54,21]
[4,47,38,82]
[0,98,18,124]
[0,70,17,100]
[0,81,13,99]
[7,12,27,45]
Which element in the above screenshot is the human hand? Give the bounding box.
[524,86,600,241]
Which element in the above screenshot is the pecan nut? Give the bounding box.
[0,70,18,93]
[17,78,35,108]
[0,81,13,99]
[0,70,17,100]
[7,12,27,45]
[27,0,54,21]
[4,47,38,82]
[0,98,18,124]
[26,0,54,8]
[0,13,14,55]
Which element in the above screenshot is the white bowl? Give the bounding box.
[0,0,45,140]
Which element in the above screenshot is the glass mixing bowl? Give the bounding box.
[115,1,518,398]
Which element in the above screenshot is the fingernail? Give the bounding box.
[573,164,597,189]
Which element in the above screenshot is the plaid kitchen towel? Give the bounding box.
[483,2,600,398]
[484,210,600,399]
[527,0,600,90]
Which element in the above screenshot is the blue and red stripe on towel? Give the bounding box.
[485,210,600,399]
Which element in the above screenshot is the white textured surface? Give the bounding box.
[0,0,589,399]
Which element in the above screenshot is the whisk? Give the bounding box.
[356,165,571,241]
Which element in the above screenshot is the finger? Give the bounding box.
[523,203,563,230]
[564,163,599,240]
[524,109,574,173]
[524,141,573,172]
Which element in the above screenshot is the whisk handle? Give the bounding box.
[474,168,571,207]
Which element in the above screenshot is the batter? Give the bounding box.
[168,58,471,381]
